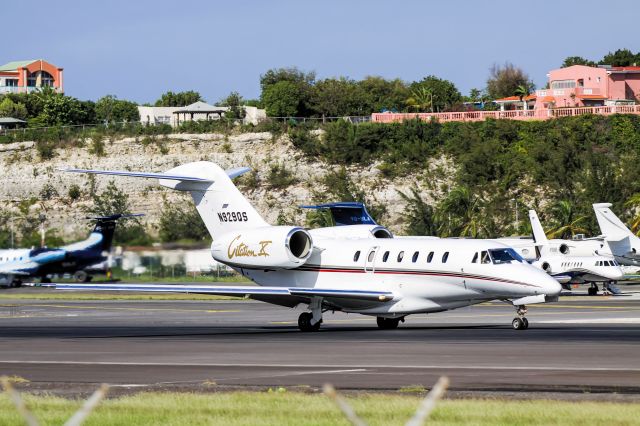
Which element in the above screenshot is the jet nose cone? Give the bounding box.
[542,274,562,296]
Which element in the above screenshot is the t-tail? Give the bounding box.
[63,162,268,239]
[88,214,143,252]
[529,210,549,245]
[593,203,633,241]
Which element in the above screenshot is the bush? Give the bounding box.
[267,162,297,189]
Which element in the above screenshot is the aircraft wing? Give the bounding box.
[54,283,395,302]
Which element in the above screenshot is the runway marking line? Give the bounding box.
[4,303,239,314]
[0,360,638,372]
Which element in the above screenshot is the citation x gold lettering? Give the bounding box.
[227,235,272,258]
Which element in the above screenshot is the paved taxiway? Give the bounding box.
[1,287,640,396]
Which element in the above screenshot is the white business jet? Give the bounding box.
[57,162,561,331]
[527,210,624,295]
[593,203,640,268]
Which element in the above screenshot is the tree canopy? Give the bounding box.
[95,95,140,123]
[486,63,534,100]
[154,91,203,107]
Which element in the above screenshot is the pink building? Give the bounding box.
[534,65,640,109]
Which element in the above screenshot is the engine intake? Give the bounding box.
[212,226,313,269]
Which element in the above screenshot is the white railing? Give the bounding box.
[371,104,640,123]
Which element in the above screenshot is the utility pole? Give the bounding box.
[39,214,46,248]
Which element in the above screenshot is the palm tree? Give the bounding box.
[624,194,640,234]
[405,87,433,112]
[546,200,588,239]
[435,186,491,238]
[514,84,533,110]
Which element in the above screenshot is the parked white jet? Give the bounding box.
[527,210,624,295]
[56,162,561,331]
[593,203,640,267]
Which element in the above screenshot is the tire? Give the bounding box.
[587,286,597,296]
[512,318,524,330]
[522,318,529,329]
[74,271,88,283]
[377,317,400,330]
[298,312,320,332]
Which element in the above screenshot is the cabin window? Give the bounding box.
[353,251,361,262]
[382,251,390,262]
[427,251,434,263]
[442,252,449,263]
[412,251,419,263]
[368,251,375,262]
[397,251,405,262]
[480,251,491,264]
[472,253,478,263]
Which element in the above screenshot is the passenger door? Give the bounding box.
[364,246,379,273]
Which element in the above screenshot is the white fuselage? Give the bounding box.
[238,235,561,316]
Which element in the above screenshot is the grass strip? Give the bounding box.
[0,391,638,426]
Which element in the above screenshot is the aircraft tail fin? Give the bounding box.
[529,210,549,245]
[87,214,143,252]
[64,162,268,239]
[593,203,632,241]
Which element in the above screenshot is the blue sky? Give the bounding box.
[4,0,639,103]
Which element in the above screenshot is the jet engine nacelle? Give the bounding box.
[559,244,570,255]
[211,226,313,269]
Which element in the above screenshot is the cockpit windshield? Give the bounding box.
[488,248,524,264]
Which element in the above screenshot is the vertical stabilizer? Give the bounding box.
[529,210,548,244]
[593,203,632,241]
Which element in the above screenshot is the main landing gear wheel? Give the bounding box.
[298,312,321,332]
[588,283,599,296]
[512,305,529,330]
[376,317,400,330]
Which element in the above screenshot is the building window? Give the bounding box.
[550,80,576,90]
[353,251,360,262]
[5,79,18,87]
[27,71,54,87]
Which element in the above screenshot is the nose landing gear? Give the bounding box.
[512,305,529,330]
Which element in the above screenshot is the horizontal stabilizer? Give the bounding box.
[54,283,395,302]
[62,168,213,182]
[85,213,144,221]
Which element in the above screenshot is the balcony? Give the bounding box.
[0,85,62,94]
[575,87,602,96]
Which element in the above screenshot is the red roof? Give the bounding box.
[610,66,640,72]
[495,94,537,102]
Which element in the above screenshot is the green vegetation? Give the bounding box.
[158,197,210,243]
[562,48,640,68]
[0,391,638,426]
[154,90,203,107]
[292,114,640,237]
[89,180,151,246]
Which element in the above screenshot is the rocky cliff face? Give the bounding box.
[0,132,454,240]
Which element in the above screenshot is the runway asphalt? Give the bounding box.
[1,285,640,398]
